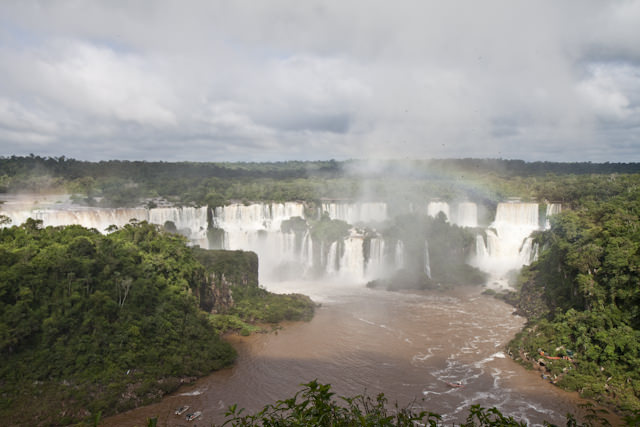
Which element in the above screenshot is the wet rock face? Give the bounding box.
[192,248,259,313]
[513,277,551,320]
[197,272,235,313]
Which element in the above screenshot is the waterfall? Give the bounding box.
[365,237,385,279]
[339,234,366,280]
[300,231,314,272]
[475,235,488,258]
[424,240,431,279]
[149,206,209,245]
[2,207,149,233]
[326,241,339,274]
[214,205,309,281]
[494,202,539,227]
[0,204,213,249]
[395,240,404,269]
[454,202,478,228]
[320,202,387,224]
[427,202,450,221]
[520,237,538,265]
[545,203,562,229]
[472,203,541,289]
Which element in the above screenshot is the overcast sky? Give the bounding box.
[0,1,639,162]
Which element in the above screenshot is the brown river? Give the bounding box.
[103,281,610,426]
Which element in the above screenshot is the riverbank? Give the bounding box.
[488,286,633,424]
[506,331,628,426]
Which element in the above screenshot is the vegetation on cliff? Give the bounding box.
[506,184,640,413]
[193,248,315,326]
[0,220,314,425]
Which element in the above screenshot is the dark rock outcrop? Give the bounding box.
[192,248,259,313]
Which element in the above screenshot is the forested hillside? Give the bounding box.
[0,219,313,425]
[507,183,640,412]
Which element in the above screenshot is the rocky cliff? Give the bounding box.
[192,248,259,313]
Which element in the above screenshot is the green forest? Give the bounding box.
[505,178,640,413]
[2,155,639,209]
[0,219,314,425]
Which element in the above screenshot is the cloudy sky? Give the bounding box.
[0,1,639,162]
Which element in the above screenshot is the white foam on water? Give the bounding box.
[179,390,205,396]
[356,317,376,326]
[474,352,506,368]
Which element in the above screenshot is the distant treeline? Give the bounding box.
[1,155,640,209]
[1,155,639,182]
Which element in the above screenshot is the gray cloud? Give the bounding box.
[0,0,639,162]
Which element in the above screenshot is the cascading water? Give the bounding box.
[424,240,431,279]
[149,206,209,246]
[2,207,149,233]
[395,240,404,269]
[326,241,339,275]
[212,203,308,280]
[339,234,366,280]
[211,202,395,282]
[0,204,212,242]
[424,201,481,228]
[454,202,478,228]
[472,203,541,289]
[427,201,450,221]
[320,202,387,224]
[545,203,562,228]
[0,195,555,288]
[365,237,385,280]
[300,231,314,272]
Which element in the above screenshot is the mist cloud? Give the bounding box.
[0,0,638,161]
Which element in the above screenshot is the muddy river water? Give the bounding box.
[103,281,608,426]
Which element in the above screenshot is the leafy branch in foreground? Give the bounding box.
[221,380,441,426]
[212,381,634,426]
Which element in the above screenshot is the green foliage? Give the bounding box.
[310,213,350,243]
[0,221,237,424]
[192,247,315,323]
[281,216,309,235]
[461,405,526,426]
[2,156,639,211]
[508,185,640,413]
[222,380,442,426]
[193,248,259,288]
[229,284,315,324]
[0,219,316,423]
[220,381,624,426]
